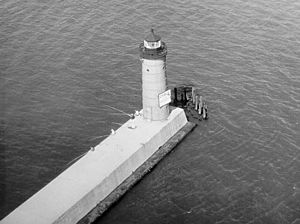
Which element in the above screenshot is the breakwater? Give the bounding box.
[2,108,194,224]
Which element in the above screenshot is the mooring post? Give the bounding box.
[195,95,199,110]
[174,88,178,103]
[183,88,187,103]
[192,87,195,104]
[185,89,189,101]
[198,96,203,114]
[203,103,207,119]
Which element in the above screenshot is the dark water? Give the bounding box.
[1,0,300,223]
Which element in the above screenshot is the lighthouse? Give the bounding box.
[2,29,195,224]
[139,29,170,121]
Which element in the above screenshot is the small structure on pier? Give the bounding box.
[170,85,209,123]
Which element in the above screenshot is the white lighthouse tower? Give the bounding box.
[139,29,170,121]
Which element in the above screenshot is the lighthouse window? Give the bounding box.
[144,40,162,49]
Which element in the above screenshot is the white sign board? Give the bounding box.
[158,89,171,107]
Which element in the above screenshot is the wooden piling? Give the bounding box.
[195,95,199,110]
[174,88,178,103]
[198,96,203,115]
[192,87,195,104]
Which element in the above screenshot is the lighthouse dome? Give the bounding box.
[144,29,161,49]
[139,29,167,60]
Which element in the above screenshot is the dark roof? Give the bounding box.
[145,28,161,42]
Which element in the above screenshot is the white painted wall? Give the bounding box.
[142,59,169,121]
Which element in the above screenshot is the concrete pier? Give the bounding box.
[1,108,192,224]
[79,120,196,224]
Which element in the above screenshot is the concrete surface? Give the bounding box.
[1,108,188,224]
[78,121,196,224]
